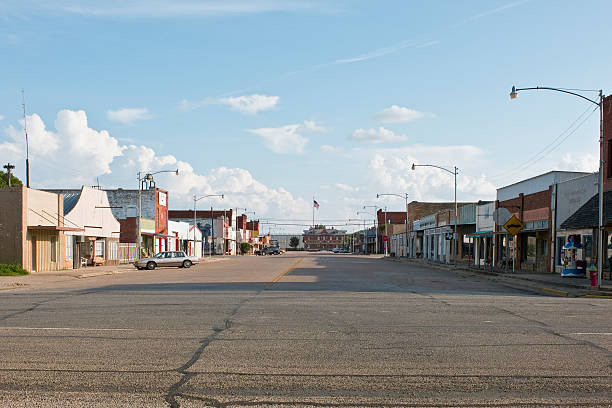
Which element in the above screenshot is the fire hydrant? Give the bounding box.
[588,265,598,287]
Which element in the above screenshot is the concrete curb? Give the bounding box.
[386,257,612,298]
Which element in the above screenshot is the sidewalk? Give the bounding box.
[0,256,231,290]
[388,257,612,298]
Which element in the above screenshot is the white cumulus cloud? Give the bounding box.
[0,109,311,219]
[374,105,432,123]
[349,127,407,144]
[248,120,326,154]
[219,94,279,114]
[559,153,598,173]
[107,108,153,124]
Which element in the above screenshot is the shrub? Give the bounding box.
[0,264,29,276]
[240,242,252,254]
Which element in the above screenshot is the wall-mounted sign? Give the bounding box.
[158,191,167,207]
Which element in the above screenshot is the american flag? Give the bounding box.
[313,200,319,209]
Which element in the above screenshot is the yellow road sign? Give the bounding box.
[503,215,524,236]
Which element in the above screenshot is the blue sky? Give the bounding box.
[1,0,611,233]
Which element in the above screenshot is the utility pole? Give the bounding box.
[22,90,30,188]
[3,163,15,187]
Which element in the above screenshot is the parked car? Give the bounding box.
[260,246,280,255]
[134,251,199,270]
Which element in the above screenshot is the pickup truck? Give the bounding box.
[134,251,199,270]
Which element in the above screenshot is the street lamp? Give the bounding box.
[510,85,605,287]
[357,210,377,255]
[378,193,409,257]
[194,194,224,258]
[137,169,179,259]
[362,205,379,254]
[349,217,372,255]
[412,163,458,265]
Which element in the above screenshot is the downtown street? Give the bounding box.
[0,254,609,407]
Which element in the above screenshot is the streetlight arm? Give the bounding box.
[412,163,456,175]
[194,193,224,202]
[511,86,600,106]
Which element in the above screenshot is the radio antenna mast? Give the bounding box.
[22,89,30,188]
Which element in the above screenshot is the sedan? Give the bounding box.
[134,251,199,270]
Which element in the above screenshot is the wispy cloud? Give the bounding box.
[374,105,433,124]
[248,120,326,154]
[180,94,280,115]
[0,115,4,121]
[107,108,153,124]
[349,127,407,144]
[456,0,531,26]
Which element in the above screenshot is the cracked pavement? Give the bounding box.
[0,254,610,407]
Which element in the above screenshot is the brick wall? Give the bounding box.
[0,186,26,265]
[602,95,612,191]
[407,202,466,229]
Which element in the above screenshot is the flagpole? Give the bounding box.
[312,196,315,228]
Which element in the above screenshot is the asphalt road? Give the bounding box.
[0,253,610,407]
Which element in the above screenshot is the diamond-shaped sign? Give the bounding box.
[503,215,524,236]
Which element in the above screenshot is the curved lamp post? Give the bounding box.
[137,169,179,258]
[510,85,605,287]
[412,163,458,265]
[194,193,224,258]
[357,210,377,255]
[378,193,409,257]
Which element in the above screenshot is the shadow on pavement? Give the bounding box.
[89,255,539,297]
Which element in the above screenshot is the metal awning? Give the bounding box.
[28,225,85,232]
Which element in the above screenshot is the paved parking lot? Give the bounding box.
[0,254,610,407]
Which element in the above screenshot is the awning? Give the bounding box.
[28,225,85,232]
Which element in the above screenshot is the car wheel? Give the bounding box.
[183,260,192,268]
[146,261,156,270]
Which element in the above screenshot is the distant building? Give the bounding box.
[303,227,346,251]
[271,234,305,250]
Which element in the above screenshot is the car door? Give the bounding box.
[172,251,184,266]
[158,252,173,266]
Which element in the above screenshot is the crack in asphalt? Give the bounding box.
[164,294,259,408]
[0,291,93,322]
[175,392,604,407]
[493,306,612,361]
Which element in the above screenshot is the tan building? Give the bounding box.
[0,186,82,272]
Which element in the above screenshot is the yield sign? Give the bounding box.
[503,215,524,236]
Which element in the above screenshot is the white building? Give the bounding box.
[168,220,202,258]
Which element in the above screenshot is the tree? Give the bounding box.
[0,171,23,188]
[313,224,326,229]
[289,236,300,250]
[240,242,251,255]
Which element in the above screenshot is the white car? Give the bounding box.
[134,251,199,270]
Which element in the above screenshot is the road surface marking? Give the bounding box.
[266,257,304,287]
[567,332,612,335]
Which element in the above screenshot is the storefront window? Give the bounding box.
[523,234,536,264]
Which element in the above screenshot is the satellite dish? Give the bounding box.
[493,208,511,225]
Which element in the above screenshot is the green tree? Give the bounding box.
[240,242,252,254]
[0,171,23,188]
[289,236,300,250]
[313,224,326,229]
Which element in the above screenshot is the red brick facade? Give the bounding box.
[602,95,612,191]
[303,228,346,250]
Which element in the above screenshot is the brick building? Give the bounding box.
[169,209,235,255]
[494,171,589,273]
[303,227,346,251]
[45,183,169,257]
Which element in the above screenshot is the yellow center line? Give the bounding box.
[266,257,304,287]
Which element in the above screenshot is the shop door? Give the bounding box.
[31,236,37,272]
